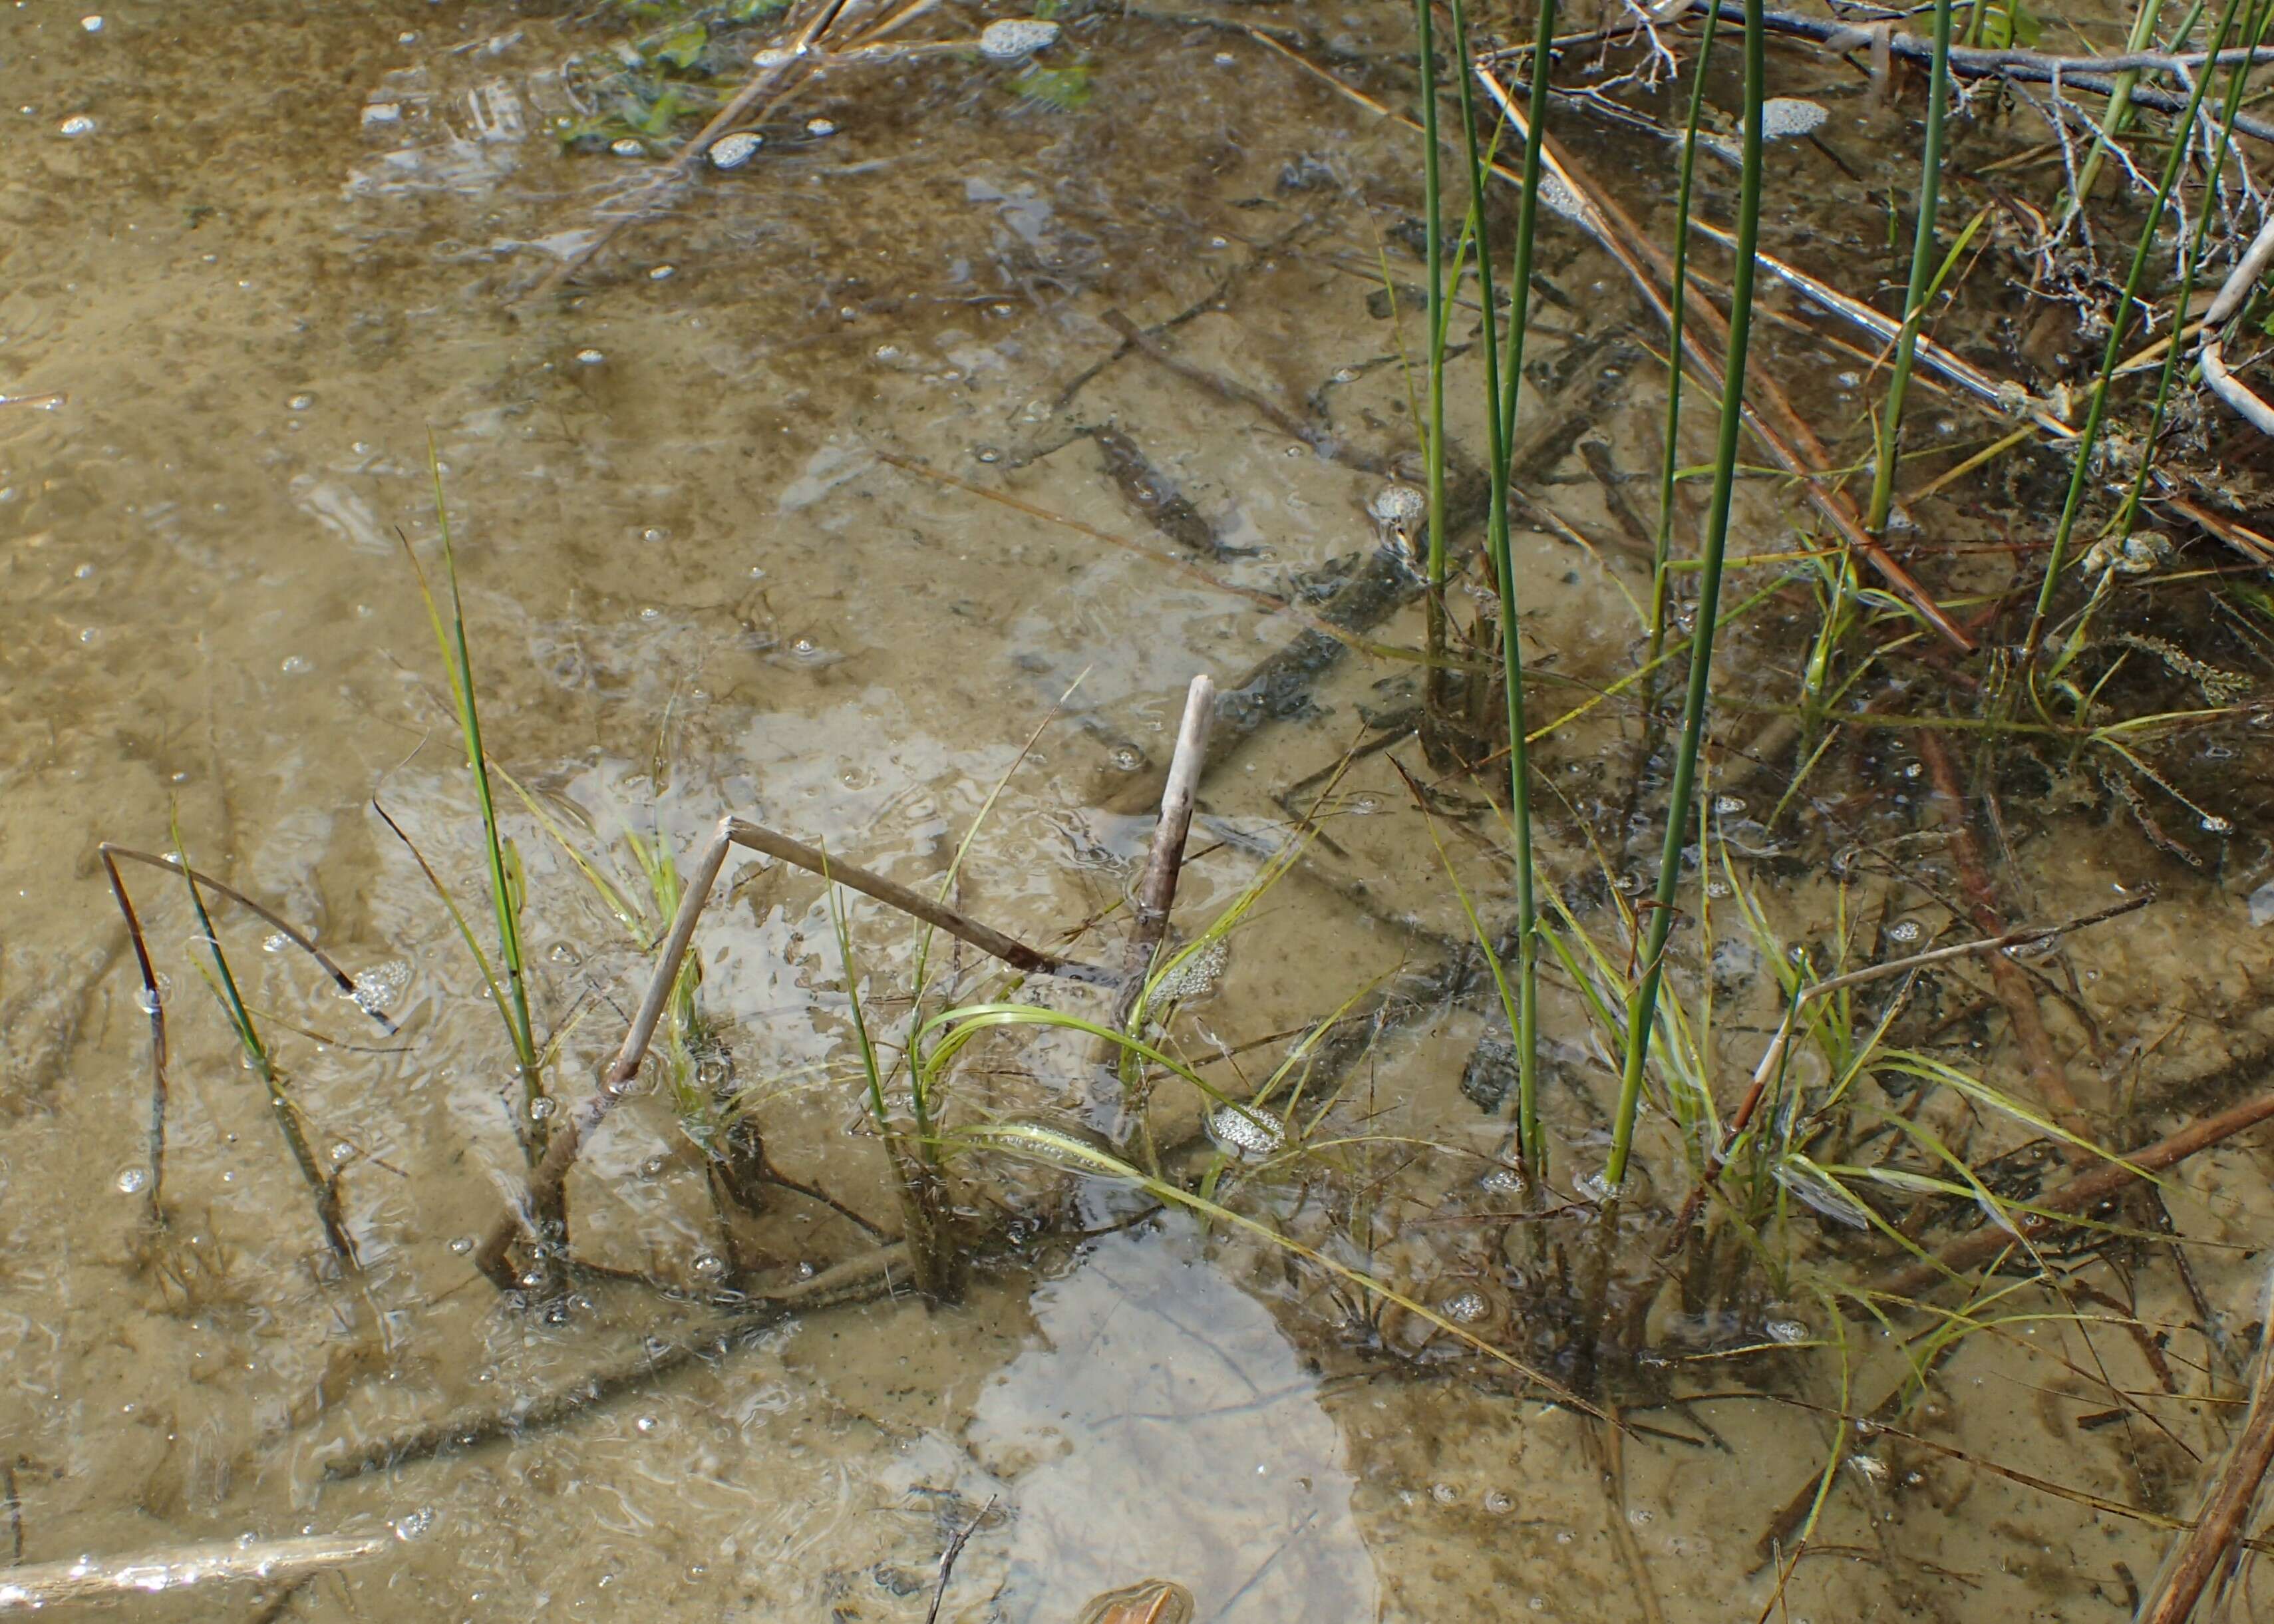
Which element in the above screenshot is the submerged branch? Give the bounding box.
[0,1531,389,1612]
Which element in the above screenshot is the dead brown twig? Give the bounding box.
[2138,1282,2274,1621]
[1875,1083,2274,1297]
[1112,674,1218,1031]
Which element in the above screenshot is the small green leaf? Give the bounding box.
[653,22,708,69]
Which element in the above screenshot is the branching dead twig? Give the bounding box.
[1671,3,2274,146]
[2198,214,2274,434]
[923,1494,997,1624]
[473,814,1113,1288]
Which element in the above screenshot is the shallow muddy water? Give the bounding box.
[7,0,2274,1619]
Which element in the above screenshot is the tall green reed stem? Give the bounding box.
[1605,0,1768,1192]
[1416,0,1448,589]
[1443,0,1555,1181]
[414,446,542,1135]
[2067,0,2168,214]
[1647,1,1721,675]
[1865,0,1955,534]
[2022,0,2247,664]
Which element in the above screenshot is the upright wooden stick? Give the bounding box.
[1113,675,1217,1031]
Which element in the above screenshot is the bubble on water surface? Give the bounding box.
[979,19,1060,59]
[1886,918,1922,945]
[59,115,96,137]
[116,1166,148,1195]
[1765,1318,1810,1344]
[648,263,675,281]
[805,117,836,136]
[393,1507,434,1542]
[609,138,644,157]
[575,349,605,365]
[82,15,104,31]
[448,1235,474,1255]
[709,131,762,169]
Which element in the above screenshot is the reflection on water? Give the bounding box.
[974,1227,1375,1620]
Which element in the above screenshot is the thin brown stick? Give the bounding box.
[923,1494,997,1624]
[0,1532,389,1612]
[2139,1291,2274,1621]
[1915,731,2092,1145]
[724,818,1115,984]
[330,1243,909,1476]
[475,819,736,1288]
[1112,675,1218,1031]
[1464,65,1975,653]
[1876,1086,2274,1297]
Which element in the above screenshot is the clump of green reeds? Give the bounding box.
[394,444,547,1159]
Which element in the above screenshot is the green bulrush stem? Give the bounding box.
[1488,0,1561,1182]
[1416,0,1451,731]
[1648,1,1721,675]
[1604,0,1768,1194]
[1415,0,1447,576]
[2068,0,2170,212]
[2023,0,2247,665]
[1866,0,1955,535]
[424,446,542,1132]
[1448,0,1546,1184]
